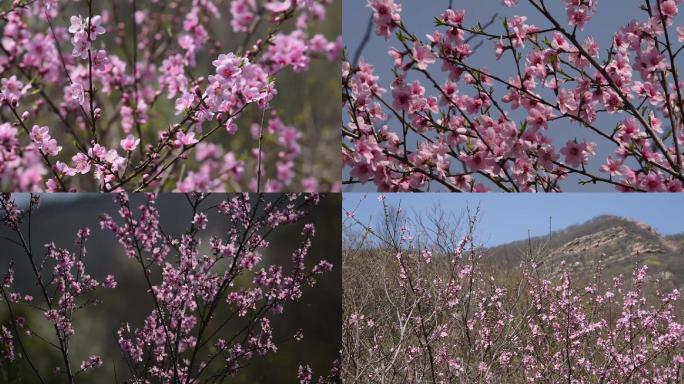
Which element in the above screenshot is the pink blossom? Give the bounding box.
[71,153,91,175]
[102,275,117,289]
[120,134,140,152]
[412,42,436,70]
[29,125,62,156]
[230,0,257,32]
[266,32,311,73]
[175,131,198,147]
[80,355,103,371]
[64,83,85,107]
[600,156,623,176]
[560,140,594,168]
[367,0,402,38]
[0,76,29,104]
[640,173,666,192]
[264,0,292,14]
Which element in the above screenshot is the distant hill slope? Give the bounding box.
[487,215,684,290]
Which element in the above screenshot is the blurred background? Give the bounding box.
[0,193,341,383]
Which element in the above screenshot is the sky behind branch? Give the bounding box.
[343,0,684,191]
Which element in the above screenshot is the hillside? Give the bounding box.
[487,215,684,290]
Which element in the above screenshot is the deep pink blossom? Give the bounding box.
[344,1,684,191]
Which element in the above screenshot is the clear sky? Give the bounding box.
[343,193,684,246]
[342,1,684,192]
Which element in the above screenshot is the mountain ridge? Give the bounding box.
[486,215,684,290]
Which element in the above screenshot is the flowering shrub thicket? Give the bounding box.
[0,193,338,383]
[343,0,684,191]
[342,197,684,383]
[0,0,341,192]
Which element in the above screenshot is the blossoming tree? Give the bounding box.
[343,0,684,191]
[0,192,339,383]
[0,0,341,192]
[342,196,684,382]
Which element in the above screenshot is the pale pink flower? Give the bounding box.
[120,134,140,152]
[412,42,436,70]
[175,131,198,147]
[64,83,85,107]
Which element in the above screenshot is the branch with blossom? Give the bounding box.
[342,196,684,382]
[0,193,115,382]
[0,0,341,192]
[343,0,684,192]
[0,192,338,383]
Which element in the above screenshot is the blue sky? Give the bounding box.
[343,193,684,246]
[342,1,684,192]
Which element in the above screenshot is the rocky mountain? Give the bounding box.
[487,215,684,291]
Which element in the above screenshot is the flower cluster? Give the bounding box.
[42,229,118,338]
[0,325,13,364]
[367,0,402,39]
[0,0,340,192]
[343,0,684,191]
[175,112,307,192]
[68,14,106,59]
